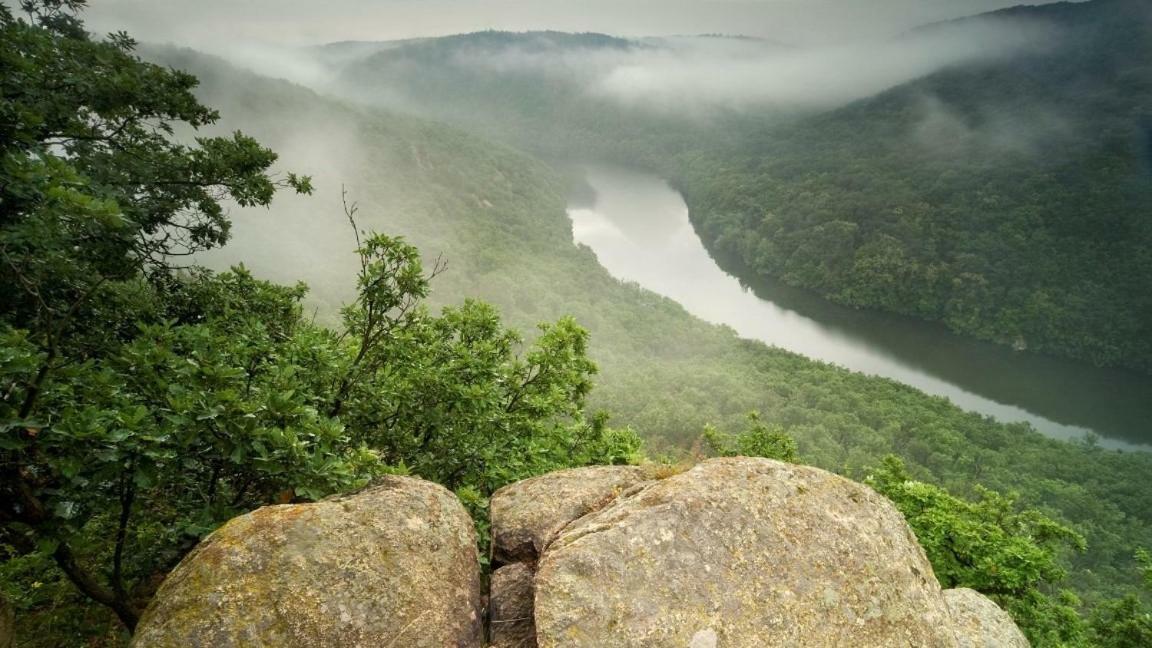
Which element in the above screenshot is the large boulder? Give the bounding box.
[132,476,482,648]
[490,465,655,564]
[945,588,1030,647]
[532,457,959,647]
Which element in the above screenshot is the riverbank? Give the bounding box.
[568,163,1152,450]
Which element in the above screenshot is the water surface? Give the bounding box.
[567,165,1152,450]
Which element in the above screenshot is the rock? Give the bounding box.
[533,457,959,647]
[489,563,536,648]
[0,592,13,648]
[945,588,1030,647]
[490,465,655,564]
[132,476,482,648]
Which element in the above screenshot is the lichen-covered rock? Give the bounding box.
[490,465,655,564]
[132,476,482,648]
[489,563,536,648]
[533,457,959,647]
[945,588,1030,647]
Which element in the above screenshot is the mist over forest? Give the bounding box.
[3,0,1151,646]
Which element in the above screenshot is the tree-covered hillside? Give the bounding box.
[3,2,1152,646]
[144,43,1152,631]
[332,0,1152,374]
[334,30,784,165]
[679,0,1152,372]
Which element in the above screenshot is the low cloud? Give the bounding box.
[368,16,1061,117]
[81,1,1066,119]
[87,0,1063,46]
[587,18,1060,113]
[912,93,1075,159]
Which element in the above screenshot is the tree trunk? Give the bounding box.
[0,590,14,648]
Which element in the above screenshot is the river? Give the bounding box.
[566,164,1152,451]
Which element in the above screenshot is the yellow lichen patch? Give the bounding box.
[643,463,693,480]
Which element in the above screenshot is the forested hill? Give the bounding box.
[4,7,1152,643]
[334,30,787,163]
[145,45,1152,611]
[678,0,1152,372]
[330,2,1152,373]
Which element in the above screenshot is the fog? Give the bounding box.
[588,19,1058,112]
[86,0,1070,46]
[912,94,1075,158]
[77,2,1067,120]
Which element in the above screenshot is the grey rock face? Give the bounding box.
[490,465,655,564]
[132,476,482,648]
[132,460,1032,648]
[945,588,1031,648]
[532,457,960,647]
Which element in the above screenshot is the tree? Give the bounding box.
[0,2,639,638]
[1090,549,1152,647]
[866,455,1090,644]
[703,411,798,463]
[1,0,314,630]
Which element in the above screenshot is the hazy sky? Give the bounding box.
[85,0,1070,47]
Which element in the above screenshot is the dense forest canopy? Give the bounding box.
[2,0,1152,646]
[330,0,1152,374]
[679,0,1152,373]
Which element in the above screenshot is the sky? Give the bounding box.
[84,0,1070,47]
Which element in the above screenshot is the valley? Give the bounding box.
[568,164,1152,449]
[3,1,1151,644]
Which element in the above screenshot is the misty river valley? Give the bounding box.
[567,164,1152,450]
[5,1,1152,645]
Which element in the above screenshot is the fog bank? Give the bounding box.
[87,0,1073,46]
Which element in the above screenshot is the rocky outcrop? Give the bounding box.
[524,457,958,647]
[132,476,482,648]
[134,459,1030,647]
[490,465,656,565]
[945,588,1030,647]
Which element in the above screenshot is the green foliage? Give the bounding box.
[1092,595,1152,648]
[0,541,123,646]
[1,0,318,632]
[330,216,642,495]
[1089,551,1152,647]
[866,456,1090,643]
[0,3,640,642]
[1138,549,1152,590]
[679,0,1152,372]
[703,411,798,463]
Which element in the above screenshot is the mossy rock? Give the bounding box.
[133,476,482,648]
[533,457,961,647]
[490,465,658,565]
[945,588,1030,647]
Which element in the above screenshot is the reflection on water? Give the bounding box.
[567,164,1152,450]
